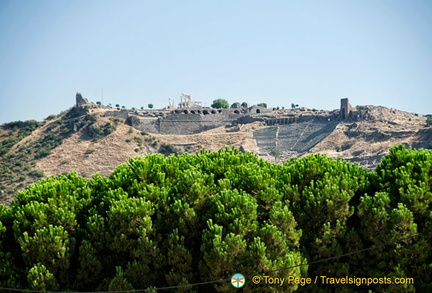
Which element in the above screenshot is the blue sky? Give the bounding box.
[0,0,431,124]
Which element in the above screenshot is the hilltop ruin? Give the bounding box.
[72,92,429,168]
[74,93,360,135]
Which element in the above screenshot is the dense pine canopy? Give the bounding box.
[0,145,430,292]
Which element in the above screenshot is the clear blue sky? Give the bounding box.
[1,0,431,124]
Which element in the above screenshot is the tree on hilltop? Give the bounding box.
[211,99,229,109]
[230,102,240,108]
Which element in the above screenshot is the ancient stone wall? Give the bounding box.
[126,115,159,133]
[159,112,232,134]
[102,103,345,135]
[104,110,130,120]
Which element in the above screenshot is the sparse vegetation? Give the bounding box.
[133,136,142,147]
[0,121,55,195]
[34,148,51,159]
[28,169,44,178]
[336,143,351,152]
[85,149,95,155]
[0,111,122,197]
[0,120,41,155]
[112,118,121,125]
[257,102,267,108]
[0,137,20,156]
[426,117,432,126]
[45,114,57,120]
[88,122,116,141]
[85,114,97,123]
[34,133,64,151]
[158,143,178,155]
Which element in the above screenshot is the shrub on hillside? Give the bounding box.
[45,114,57,121]
[158,143,178,155]
[28,169,44,178]
[34,148,51,159]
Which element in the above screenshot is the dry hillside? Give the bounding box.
[1,104,431,206]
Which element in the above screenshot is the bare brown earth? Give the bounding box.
[35,123,143,178]
[1,105,431,205]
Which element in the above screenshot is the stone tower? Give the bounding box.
[340,98,351,119]
[76,92,89,108]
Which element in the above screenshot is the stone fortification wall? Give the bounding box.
[233,116,265,124]
[123,108,267,134]
[104,110,130,120]
[103,105,345,135]
[159,112,233,134]
[265,111,339,125]
[105,109,234,134]
[126,115,160,133]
